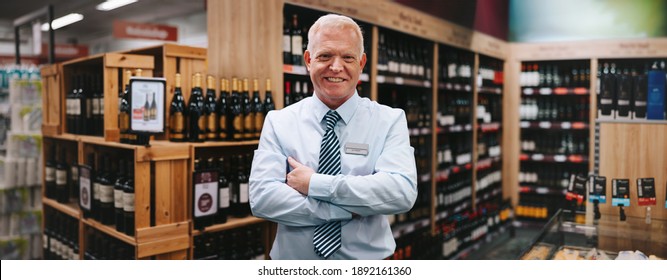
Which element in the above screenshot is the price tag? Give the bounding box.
[523,88,534,95]
[360,73,370,82]
[561,122,571,129]
[539,122,551,129]
[395,77,404,85]
[531,154,544,161]
[611,179,631,207]
[377,75,386,83]
[554,155,567,162]
[424,81,432,88]
[536,187,548,194]
[464,85,472,92]
[589,176,607,203]
[520,121,530,128]
[539,88,552,95]
[637,178,656,206]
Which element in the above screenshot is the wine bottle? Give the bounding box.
[92,154,104,221]
[99,156,116,225]
[143,93,150,122]
[290,14,303,66]
[231,154,250,217]
[73,75,84,134]
[45,146,57,199]
[229,78,244,141]
[93,74,104,136]
[82,74,93,135]
[80,154,95,219]
[188,73,206,142]
[150,92,157,120]
[284,80,292,107]
[169,73,187,142]
[252,79,264,138]
[264,79,275,113]
[242,78,254,140]
[283,16,292,64]
[123,161,135,236]
[204,75,218,141]
[114,159,127,233]
[66,76,75,134]
[119,70,132,143]
[55,148,69,203]
[215,157,230,224]
[193,158,216,230]
[217,78,230,140]
[69,158,79,201]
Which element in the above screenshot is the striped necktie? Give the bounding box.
[313,110,342,258]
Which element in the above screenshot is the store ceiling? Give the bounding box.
[2,0,205,43]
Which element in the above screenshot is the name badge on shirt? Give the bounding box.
[344,142,369,156]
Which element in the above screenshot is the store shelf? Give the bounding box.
[450,223,510,260]
[596,119,667,125]
[437,124,473,134]
[409,127,432,137]
[82,217,136,245]
[519,153,588,164]
[436,162,473,182]
[479,122,501,132]
[436,200,473,222]
[190,140,260,148]
[477,86,502,95]
[391,217,430,239]
[377,75,431,87]
[476,156,502,171]
[438,82,472,92]
[43,198,80,219]
[519,185,567,196]
[80,138,191,162]
[521,87,589,95]
[476,187,503,204]
[520,121,589,130]
[192,216,266,236]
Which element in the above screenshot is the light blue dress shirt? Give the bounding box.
[249,91,418,260]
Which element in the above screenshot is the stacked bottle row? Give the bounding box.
[42,206,79,260]
[283,77,313,107]
[78,152,135,237]
[477,94,502,124]
[388,226,440,260]
[477,58,504,88]
[515,194,551,220]
[520,131,588,155]
[191,152,252,230]
[377,28,433,80]
[476,169,502,196]
[83,227,135,260]
[519,164,586,189]
[436,170,472,213]
[520,61,590,88]
[193,223,265,260]
[440,50,475,86]
[65,72,105,136]
[44,143,78,204]
[167,73,275,143]
[440,203,509,259]
[597,59,667,120]
[437,134,473,168]
[477,133,501,159]
[283,13,307,66]
[520,96,589,122]
[437,95,472,127]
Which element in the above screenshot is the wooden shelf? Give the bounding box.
[192,216,266,236]
[519,185,567,196]
[437,124,473,134]
[476,156,502,171]
[596,119,667,125]
[438,82,472,92]
[43,198,80,219]
[82,217,136,245]
[190,140,260,148]
[519,153,588,164]
[521,87,589,95]
[520,121,589,130]
[377,75,432,88]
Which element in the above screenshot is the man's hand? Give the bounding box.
[286,157,314,195]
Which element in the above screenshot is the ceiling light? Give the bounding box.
[41,13,84,31]
[96,0,138,11]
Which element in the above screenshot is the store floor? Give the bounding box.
[461,221,544,260]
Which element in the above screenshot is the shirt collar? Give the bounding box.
[311,91,359,126]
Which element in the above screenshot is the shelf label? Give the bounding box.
[561,122,571,129]
[464,85,472,92]
[377,75,386,83]
[520,121,530,128]
[424,81,432,88]
[523,88,534,95]
[454,84,462,91]
[539,88,552,95]
[464,124,472,131]
[360,73,369,82]
[572,122,586,129]
[531,154,545,161]
[536,187,548,194]
[554,155,567,162]
[395,77,404,85]
[554,88,567,95]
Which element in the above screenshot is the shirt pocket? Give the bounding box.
[341,151,375,176]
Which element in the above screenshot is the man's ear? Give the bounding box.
[360,53,367,70]
[304,50,311,71]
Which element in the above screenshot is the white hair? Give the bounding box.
[306,14,364,57]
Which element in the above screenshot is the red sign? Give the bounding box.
[113,20,178,41]
[40,44,89,58]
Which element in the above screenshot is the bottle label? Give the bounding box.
[92,98,100,115]
[56,169,67,185]
[283,35,291,53]
[194,171,218,217]
[291,36,303,55]
[70,165,78,181]
[255,112,264,133]
[207,113,217,132]
[79,168,91,211]
[93,182,101,200]
[100,184,114,203]
[99,98,104,115]
[219,187,230,208]
[114,188,124,208]
[198,115,206,131]
[233,116,243,139]
[219,115,227,138]
[86,98,93,118]
[45,167,55,182]
[123,192,135,212]
[244,114,254,136]
[74,99,81,115]
[170,112,184,133]
[240,183,249,203]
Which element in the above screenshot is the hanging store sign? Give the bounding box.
[113,20,178,41]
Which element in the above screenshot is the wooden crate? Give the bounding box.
[40,64,63,136]
[78,137,191,259]
[61,53,155,142]
[120,43,207,141]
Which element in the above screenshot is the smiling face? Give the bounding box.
[304,25,366,109]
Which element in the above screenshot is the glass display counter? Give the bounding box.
[520,209,666,260]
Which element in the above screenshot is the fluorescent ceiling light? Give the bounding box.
[41,13,84,31]
[96,0,138,11]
